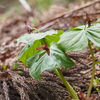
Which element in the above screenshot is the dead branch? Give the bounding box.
[35,0,100,28]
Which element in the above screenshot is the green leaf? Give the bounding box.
[95,78,99,84]
[17,71,23,74]
[87,23,100,47]
[13,63,18,68]
[96,60,100,64]
[29,53,61,81]
[45,30,64,46]
[27,50,45,68]
[18,44,33,66]
[50,42,75,70]
[58,23,100,52]
[3,64,6,70]
[18,40,41,66]
[27,42,74,81]
[96,88,99,93]
[17,30,64,66]
[93,84,96,88]
[58,28,88,52]
[16,30,64,47]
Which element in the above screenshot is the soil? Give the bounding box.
[0,1,100,100]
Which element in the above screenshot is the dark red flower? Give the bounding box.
[25,21,33,34]
[86,13,97,27]
[36,43,50,55]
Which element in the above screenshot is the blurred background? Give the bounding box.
[0,0,94,25]
[0,0,99,43]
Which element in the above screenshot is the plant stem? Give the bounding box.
[84,22,88,30]
[54,69,62,81]
[54,69,79,100]
[31,28,40,33]
[87,40,95,97]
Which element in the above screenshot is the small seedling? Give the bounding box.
[3,64,7,70]
[93,78,99,94]
[13,63,18,68]
[2,64,9,71]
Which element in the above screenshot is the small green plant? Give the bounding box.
[13,63,19,68]
[2,64,9,71]
[3,64,7,70]
[93,78,99,94]
[17,13,100,99]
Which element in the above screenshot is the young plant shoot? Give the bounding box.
[17,13,100,99]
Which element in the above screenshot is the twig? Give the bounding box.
[71,12,100,18]
[64,0,100,18]
[19,0,32,12]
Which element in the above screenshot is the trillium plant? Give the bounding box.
[16,13,100,100]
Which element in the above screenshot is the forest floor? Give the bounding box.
[0,0,100,100]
